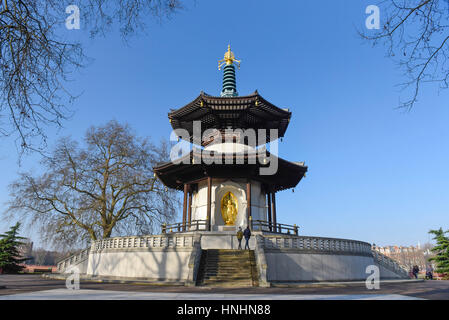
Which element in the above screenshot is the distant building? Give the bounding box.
[372,244,434,271]
[17,238,33,262]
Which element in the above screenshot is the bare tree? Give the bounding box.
[360,0,449,110]
[5,120,179,248]
[0,0,182,154]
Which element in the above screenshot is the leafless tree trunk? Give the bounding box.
[5,120,179,249]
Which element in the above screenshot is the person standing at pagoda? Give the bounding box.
[236,227,243,250]
[243,226,251,250]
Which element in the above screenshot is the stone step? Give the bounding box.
[206,257,251,260]
[206,263,251,269]
[204,267,251,270]
[208,249,250,252]
[205,270,250,273]
[206,264,249,266]
[196,249,258,287]
[204,273,252,278]
[204,268,251,273]
[205,259,252,262]
[204,269,251,272]
[202,277,253,281]
[204,273,251,277]
[204,273,252,280]
[202,279,253,285]
[206,254,251,257]
[204,276,251,280]
[207,253,251,256]
[206,262,251,264]
[206,255,250,258]
[206,256,251,258]
[205,263,251,266]
[202,279,253,283]
[206,266,251,268]
[204,268,252,272]
[202,280,253,283]
[202,284,253,288]
[207,251,251,254]
[203,269,253,276]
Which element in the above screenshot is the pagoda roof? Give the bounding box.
[168,91,292,145]
[153,150,307,192]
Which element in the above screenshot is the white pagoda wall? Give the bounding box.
[87,249,192,280]
[264,252,375,282]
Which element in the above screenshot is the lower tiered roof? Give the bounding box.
[153,150,307,192]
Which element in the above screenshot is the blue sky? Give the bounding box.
[1,0,448,248]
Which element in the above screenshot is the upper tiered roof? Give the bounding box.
[168,90,291,146]
[168,45,292,146]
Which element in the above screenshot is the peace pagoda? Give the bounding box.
[56,46,409,287]
[153,45,307,235]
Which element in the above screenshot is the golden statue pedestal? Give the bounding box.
[217,225,237,232]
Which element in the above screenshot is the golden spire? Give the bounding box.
[218,44,241,70]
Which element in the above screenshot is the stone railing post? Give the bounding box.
[254,235,270,287]
[186,234,202,287]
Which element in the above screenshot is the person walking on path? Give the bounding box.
[426,264,434,280]
[412,265,419,279]
[243,226,251,250]
[236,227,243,250]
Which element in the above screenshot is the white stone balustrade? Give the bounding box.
[91,234,195,252]
[57,234,196,273]
[261,235,373,255]
[57,247,90,272]
[372,249,408,276]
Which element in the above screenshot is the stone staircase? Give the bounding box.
[372,250,409,278]
[56,247,90,274]
[196,249,259,287]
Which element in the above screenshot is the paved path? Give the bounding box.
[1,274,448,299]
[0,288,421,300]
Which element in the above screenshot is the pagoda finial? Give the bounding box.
[218,44,240,97]
[218,44,241,70]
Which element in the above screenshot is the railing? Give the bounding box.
[57,247,90,272]
[91,234,196,252]
[372,250,409,277]
[261,235,373,255]
[162,220,208,234]
[251,220,299,235]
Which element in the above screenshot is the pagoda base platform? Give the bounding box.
[57,231,409,287]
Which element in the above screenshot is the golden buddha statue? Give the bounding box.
[221,192,238,225]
